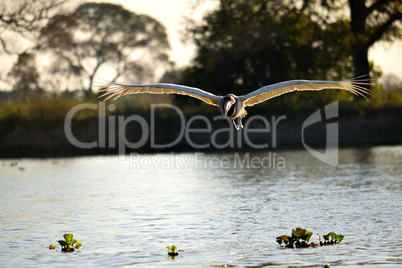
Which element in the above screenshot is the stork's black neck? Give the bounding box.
[227,101,235,117]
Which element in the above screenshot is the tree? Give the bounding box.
[0,0,67,90]
[181,0,353,99]
[0,0,67,54]
[301,0,402,91]
[383,74,402,91]
[8,52,40,96]
[39,3,171,97]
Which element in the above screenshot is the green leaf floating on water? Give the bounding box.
[75,241,82,249]
[291,228,312,241]
[292,228,305,238]
[335,234,344,242]
[277,229,345,248]
[329,232,337,240]
[301,231,313,242]
[63,233,74,243]
[58,240,68,247]
[167,245,177,253]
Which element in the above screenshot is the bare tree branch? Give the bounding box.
[368,11,402,47]
[0,0,68,55]
[367,0,396,14]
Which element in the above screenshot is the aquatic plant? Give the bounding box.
[166,245,179,256]
[319,232,344,246]
[9,162,25,171]
[276,228,343,248]
[75,241,82,249]
[51,233,82,252]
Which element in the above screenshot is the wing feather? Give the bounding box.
[240,79,371,107]
[98,82,221,106]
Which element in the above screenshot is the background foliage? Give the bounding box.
[0,0,401,117]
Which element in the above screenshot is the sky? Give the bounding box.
[95,0,402,80]
[92,0,214,67]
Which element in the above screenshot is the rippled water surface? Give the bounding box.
[1,146,401,267]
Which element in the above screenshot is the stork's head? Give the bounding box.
[219,94,236,118]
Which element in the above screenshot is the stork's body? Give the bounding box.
[218,94,247,129]
[99,78,370,130]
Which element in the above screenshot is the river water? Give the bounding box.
[0,146,401,267]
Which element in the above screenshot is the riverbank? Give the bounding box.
[1,105,401,158]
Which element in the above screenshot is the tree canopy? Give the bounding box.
[1,0,401,99]
[0,0,66,55]
[180,0,354,99]
[301,0,402,90]
[181,0,401,98]
[39,2,171,96]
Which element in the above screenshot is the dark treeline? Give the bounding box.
[0,0,401,157]
[1,0,401,98]
[1,105,401,158]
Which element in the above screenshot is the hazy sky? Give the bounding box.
[95,0,402,79]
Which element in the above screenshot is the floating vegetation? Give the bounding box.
[276,228,344,248]
[7,162,25,171]
[166,245,179,256]
[75,241,82,249]
[320,232,344,246]
[49,233,82,252]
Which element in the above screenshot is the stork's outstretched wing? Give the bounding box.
[99,82,221,106]
[240,78,370,107]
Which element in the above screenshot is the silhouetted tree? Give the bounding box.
[0,0,67,54]
[0,0,68,91]
[8,52,40,96]
[383,74,402,91]
[301,0,402,91]
[181,0,353,100]
[39,3,171,97]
